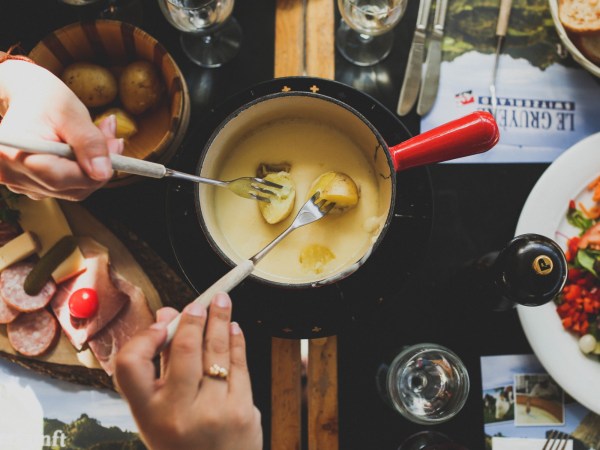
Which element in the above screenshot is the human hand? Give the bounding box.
[114,293,263,450]
[0,59,123,200]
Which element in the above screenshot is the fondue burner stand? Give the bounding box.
[166,78,434,339]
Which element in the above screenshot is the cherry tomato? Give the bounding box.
[69,288,99,319]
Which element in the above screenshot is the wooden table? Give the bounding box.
[0,2,562,449]
[271,2,339,449]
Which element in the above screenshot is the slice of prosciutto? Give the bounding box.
[88,271,154,376]
[51,238,128,350]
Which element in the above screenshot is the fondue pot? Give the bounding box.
[166,77,498,338]
[195,91,497,288]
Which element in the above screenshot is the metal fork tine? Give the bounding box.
[543,430,571,450]
[315,197,336,213]
[542,430,557,450]
[251,185,278,196]
[248,192,271,203]
[558,432,569,450]
[322,202,336,214]
[253,178,284,189]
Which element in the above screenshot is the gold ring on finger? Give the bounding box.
[205,364,229,380]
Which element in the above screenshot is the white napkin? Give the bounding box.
[492,436,573,450]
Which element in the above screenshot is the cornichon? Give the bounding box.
[24,236,78,295]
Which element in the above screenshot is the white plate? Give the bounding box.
[516,132,600,415]
[549,0,600,78]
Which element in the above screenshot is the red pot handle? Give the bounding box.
[388,111,499,172]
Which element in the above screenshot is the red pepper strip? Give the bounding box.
[564,284,582,300]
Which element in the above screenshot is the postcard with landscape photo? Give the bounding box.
[481,354,599,450]
[514,373,565,426]
[0,358,144,450]
[421,0,600,163]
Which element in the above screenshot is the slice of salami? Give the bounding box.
[0,261,56,312]
[7,309,58,356]
[0,297,20,324]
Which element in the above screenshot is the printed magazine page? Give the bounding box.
[481,354,600,449]
[0,359,144,450]
[420,0,600,163]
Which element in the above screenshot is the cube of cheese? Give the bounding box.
[0,231,39,272]
[15,197,85,283]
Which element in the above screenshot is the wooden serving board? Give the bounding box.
[0,201,163,389]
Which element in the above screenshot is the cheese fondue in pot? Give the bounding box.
[197,93,394,286]
[209,117,385,284]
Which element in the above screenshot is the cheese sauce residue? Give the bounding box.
[212,118,386,284]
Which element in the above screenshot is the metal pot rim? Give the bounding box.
[194,90,398,289]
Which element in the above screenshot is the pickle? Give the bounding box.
[307,171,359,214]
[24,236,78,295]
[258,172,296,224]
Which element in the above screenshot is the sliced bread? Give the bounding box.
[559,0,600,33]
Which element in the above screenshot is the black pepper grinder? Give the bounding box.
[462,233,568,311]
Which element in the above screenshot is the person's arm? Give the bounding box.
[114,293,263,450]
[0,52,122,200]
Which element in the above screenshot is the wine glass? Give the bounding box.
[379,343,470,424]
[99,0,143,24]
[398,431,469,450]
[336,0,408,66]
[158,0,242,68]
[59,0,99,4]
[58,0,143,25]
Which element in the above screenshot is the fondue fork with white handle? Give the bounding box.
[163,193,335,347]
[0,134,282,202]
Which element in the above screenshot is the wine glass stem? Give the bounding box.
[409,372,428,392]
[359,33,373,42]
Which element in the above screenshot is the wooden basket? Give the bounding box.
[29,20,190,187]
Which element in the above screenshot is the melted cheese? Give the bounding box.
[211,118,385,284]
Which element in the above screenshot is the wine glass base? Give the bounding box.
[398,431,455,450]
[336,21,394,67]
[383,343,470,425]
[180,17,242,68]
[98,0,144,27]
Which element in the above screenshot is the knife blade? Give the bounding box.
[490,0,513,117]
[396,0,432,116]
[416,0,448,116]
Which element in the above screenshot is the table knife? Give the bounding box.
[490,0,513,117]
[396,0,432,116]
[416,0,448,116]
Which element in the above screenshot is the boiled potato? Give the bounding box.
[61,62,117,108]
[119,60,164,115]
[307,171,359,214]
[299,244,335,274]
[94,108,138,139]
[258,172,296,224]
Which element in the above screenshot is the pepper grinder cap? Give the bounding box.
[494,233,567,307]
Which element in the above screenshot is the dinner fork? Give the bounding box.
[163,193,335,346]
[0,134,282,202]
[542,430,570,450]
